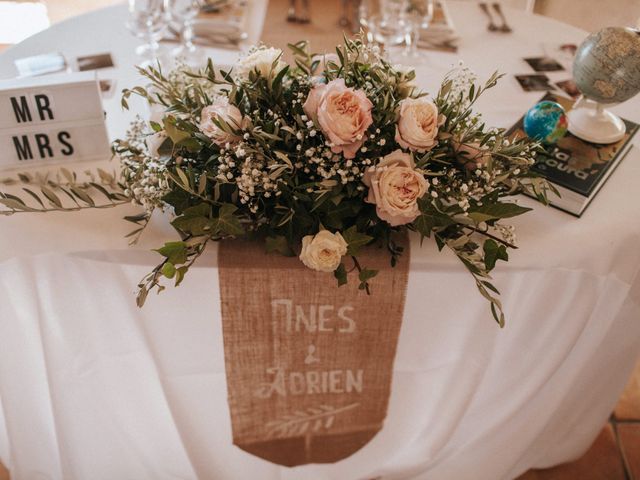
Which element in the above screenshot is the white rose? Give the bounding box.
[236,47,286,79]
[395,97,444,152]
[199,96,244,146]
[299,230,348,273]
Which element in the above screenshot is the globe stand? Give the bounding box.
[567,96,626,144]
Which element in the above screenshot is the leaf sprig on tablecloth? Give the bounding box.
[0,36,551,325]
[0,169,129,215]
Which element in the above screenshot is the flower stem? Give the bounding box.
[462,225,517,249]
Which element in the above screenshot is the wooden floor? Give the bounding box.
[0,1,639,479]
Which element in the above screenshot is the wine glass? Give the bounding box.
[165,0,205,65]
[400,0,434,62]
[126,0,168,64]
[375,0,408,49]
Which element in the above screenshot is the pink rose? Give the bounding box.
[199,96,244,146]
[363,149,428,226]
[395,97,444,152]
[303,79,373,159]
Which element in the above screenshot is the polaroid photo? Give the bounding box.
[76,53,115,72]
[524,57,565,72]
[555,79,581,99]
[98,79,117,99]
[515,74,553,92]
[541,43,578,69]
[559,43,577,56]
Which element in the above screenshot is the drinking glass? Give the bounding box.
[126,0,168,63]
[400,0,434,61]
[165,0,205,65]
[375,0,408,48]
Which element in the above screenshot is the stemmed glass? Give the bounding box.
[165,0,205,66]
[365,0,407,53]
[400,0,434,62]
[126,0,168,64]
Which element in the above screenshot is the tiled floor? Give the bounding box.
[517,424,626,480]
[0,1,638,479]
[516,359,640,480]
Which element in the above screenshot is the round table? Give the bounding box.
[0,3,639,480]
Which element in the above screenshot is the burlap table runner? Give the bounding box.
[260,0,349,58]
[218,235,410,466]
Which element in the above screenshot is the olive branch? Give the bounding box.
[0,168,129,215]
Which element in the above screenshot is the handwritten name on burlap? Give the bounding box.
[218,235,409,467]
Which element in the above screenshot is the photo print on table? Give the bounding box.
[558,43,577,56]
[98,79,117,99]
[76,53,115,71]
[555,79,581,99]
[515,74,554,92]
[541,43,578,70]
[524,56,565,72]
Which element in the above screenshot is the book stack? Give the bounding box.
[509,93,638,217]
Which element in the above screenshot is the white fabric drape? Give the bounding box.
[0,239,638,479]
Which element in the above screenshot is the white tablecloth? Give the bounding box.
[1,3,639,480]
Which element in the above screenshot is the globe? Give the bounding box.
[523,101,568,144]
[573,27,640,104]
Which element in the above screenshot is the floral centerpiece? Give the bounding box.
[0,37,551,325]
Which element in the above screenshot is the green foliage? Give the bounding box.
[265,235,294,256]
[334,263,348,286]
[0,169,129,216]
[467,202,532,224]
[0,35,551,325]
[483,239,508,271]
[358,267,378,292]
[342,226,373,256]
[156,241,189,264]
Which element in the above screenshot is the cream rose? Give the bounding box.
[236,47,286,79]
[303,79,373,159]
[395,97,444,152]
[363,149,428,226]
[299,230,348,273]
[199,96,244,146]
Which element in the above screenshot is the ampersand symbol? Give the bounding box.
[304,344,320,365]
